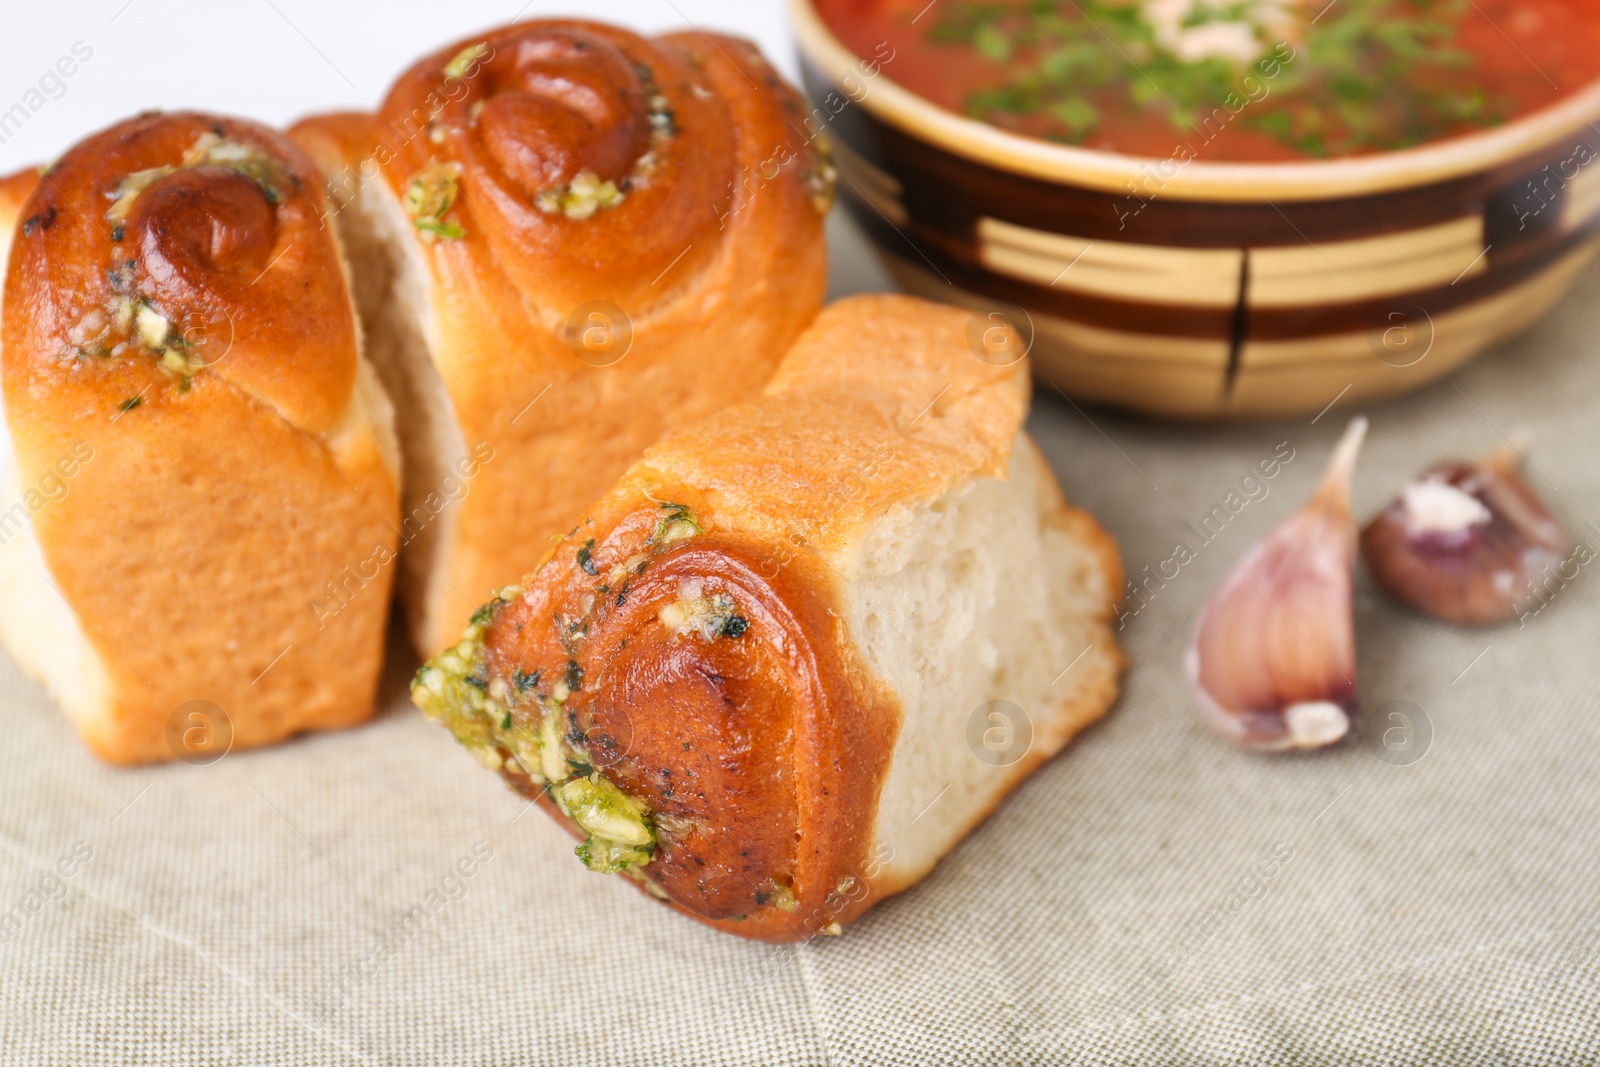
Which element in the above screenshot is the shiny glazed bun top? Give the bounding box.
[376,20,835,311]
[3,111,359,431]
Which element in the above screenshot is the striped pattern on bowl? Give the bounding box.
[792,0,1600,419]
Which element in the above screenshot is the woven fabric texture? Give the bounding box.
[2,216,1598,1065]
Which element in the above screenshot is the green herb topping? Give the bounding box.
[444,42,490,80]
[534,170,625,221]
[531,76,677,220]
[405,160,465,241]
[102,132,291,229]
[651,502,702,546]
[925,0,1507,156]
[410,582,656,877]
[658,584,749,642]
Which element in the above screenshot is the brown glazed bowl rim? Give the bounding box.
[790,0,1600,203]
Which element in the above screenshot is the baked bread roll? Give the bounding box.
[289,19,833,656]
[412,294,1124,941]
[0,113,400,765]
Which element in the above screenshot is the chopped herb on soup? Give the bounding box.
[818,0,1600,160]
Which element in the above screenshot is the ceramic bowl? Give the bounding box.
[791,0,1600,418]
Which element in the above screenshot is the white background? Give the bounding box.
[0,0,795,174]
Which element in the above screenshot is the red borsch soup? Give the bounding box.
[816,0,1600,161]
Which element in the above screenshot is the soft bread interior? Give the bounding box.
[0,192,115,732]
[329,168,469,656]
[329,354,401,481]
[322,193,402,483]
[841,433,1121,890]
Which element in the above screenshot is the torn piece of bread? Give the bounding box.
[289,18,832,657]
[0,113,400,765]
[412,294,1125,941]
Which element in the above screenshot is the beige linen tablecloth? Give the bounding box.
[2,214,1598,1066]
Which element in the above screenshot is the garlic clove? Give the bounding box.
[1360,439,1569,625]
[1187,417,1367,751]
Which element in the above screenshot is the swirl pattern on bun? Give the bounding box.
[413,295,1126,941]
[290,20,832,656]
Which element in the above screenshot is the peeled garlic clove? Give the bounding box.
[1360,440,1568,625]
[1186,417,1366,751]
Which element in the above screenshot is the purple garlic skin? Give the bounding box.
[1361,444,1568,626]
[1187,418,1366,752]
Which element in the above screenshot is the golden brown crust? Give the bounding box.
[290,21,830,653]
[0,170,40,237]
[280,111,380,222]
[1,113,399,764]
[382,23,732,312]
[487,522,900,938]
[457,295,1044,940]
[641,293,1032,562]
[8,113,359,432]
